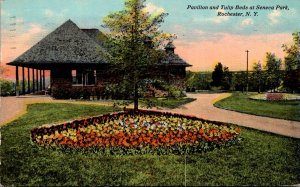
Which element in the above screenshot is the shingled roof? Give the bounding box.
[8,20,190,67]
[165,42,176,49]
[81,29,107,47]
[8,19,109,65]
[160,42,191,67]
[160,52,191,66]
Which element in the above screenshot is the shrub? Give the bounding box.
[0,79,15,96]
[82,88,91,100]
[51,86,71,99]
[69,87,83,99]
[166,85,181,98]
[95,87,104,100]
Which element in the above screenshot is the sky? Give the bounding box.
[1,0,300,78]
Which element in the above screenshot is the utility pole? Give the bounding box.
[246,50,249,93]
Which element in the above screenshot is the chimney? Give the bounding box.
[165,42,175,54]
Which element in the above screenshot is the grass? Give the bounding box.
[1,103,300,186]
[214,92,300,121]
[250,93,300,101]
[140,97,196,109]
[72,97,196,109]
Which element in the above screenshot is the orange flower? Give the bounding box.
[58,134,64,141]
[138,137,143,143]
[122,140,130,147]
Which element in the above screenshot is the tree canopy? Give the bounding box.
[211,62,223,87]
[251,61,264,93]
[264,52,282,92]
[282,32,300,71]
[102,0,175,111]
[282,32,300,93]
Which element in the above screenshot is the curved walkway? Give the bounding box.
[1,93,299,138]
[0,95,114,126]
[164,93,300,139]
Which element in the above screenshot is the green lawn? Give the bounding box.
[74,97,196,109]
[214,92,300,121]
[140,97,196,109]
[1,103,299,186]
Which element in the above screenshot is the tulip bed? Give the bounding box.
[250,93,300,101]
[31,109,241,155]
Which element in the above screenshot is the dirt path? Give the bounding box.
[165,93,300,139]
[1,94,299,138]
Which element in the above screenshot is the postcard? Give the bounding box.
[1,0,299,186]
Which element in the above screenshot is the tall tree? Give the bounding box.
[264,52,282,92]
[282,32,300,93]
[102,0,174,111]
[211,62,223,87]
[234,71,247,92]
[251,61,263,93]
[221,66,232,90]
[282,32,300,70]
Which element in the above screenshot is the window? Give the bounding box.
[72,69,96,86]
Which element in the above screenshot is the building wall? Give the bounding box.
[51,67,72,88]
[50,65,187,99]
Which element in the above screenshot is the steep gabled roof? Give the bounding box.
[161,53,192,67]
[81,29,107,47]
[9,20,109,65]
[160,52,191,67]
[165,42,176,49]
[160,42,191,67]
[8,19,191,68]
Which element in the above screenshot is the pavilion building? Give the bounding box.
[8,20,191,98]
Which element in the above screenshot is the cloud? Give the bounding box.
[268,10,281,24]
[211,17,228,24]
[15,18,24,25]
[241,18,253,26]
[1,24,48,78]
[175,28,227,43]
[289,8,297,15]
[191,10,229,24]
[25,24,47,36]
[211,9,229,24]
[144,3,165,14]
[2,23,47,58]
[1,9,6,16]
[44,9,55,18]
[211,16,229,24]
[43,9,66,22]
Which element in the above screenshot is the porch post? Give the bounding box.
[36,69,39,91]
[22,67,25,95]
[39,69,42,91]
[16,66,19,96]
[27,68,30,93]
[43,70,46,90]
[32,68,35,92]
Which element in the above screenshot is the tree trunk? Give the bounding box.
[134,81,138,112]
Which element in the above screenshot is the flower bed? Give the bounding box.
[31,109,241,155]
[250,93,300,101]
[266,93,284,101]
